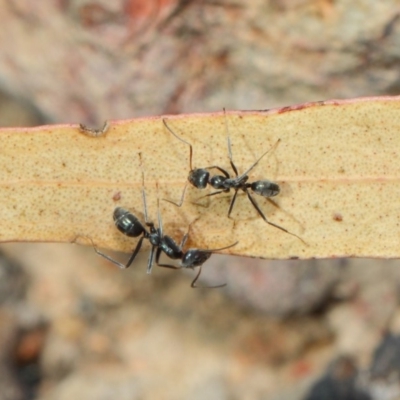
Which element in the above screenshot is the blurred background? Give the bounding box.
[0,1,400,399]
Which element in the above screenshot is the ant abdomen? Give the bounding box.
[250,181,280,198]
[189,169,209,189]
[113,207,145,237]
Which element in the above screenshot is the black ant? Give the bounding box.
[93,189,237,288]
[162,115,305,243]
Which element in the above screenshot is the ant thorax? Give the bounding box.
[209,175,227,190]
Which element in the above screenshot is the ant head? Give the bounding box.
[113,207,145,237]
[250,180,280,198]
[181,249,212,269]
[189,168,209,189]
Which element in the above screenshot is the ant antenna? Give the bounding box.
[185,241,238,288]
[191,266,226,288]
[157,198,164,237]
[224,109,240,176]
[138,152,151,225]
[163,118,193,171]
[223,109,281,179]
[238,139,281,179]
[196,241,238,255]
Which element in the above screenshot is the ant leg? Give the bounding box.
[141,188,156,231]
[203,165,230,178]
[178,215,200,249]
[163,182,188,208]
[227,189,239,218]
[191,265,227,289]
[192,190,225,207]
[179,232,189,250]
[205,190,225,198]
[245,189,307,244]
[238,139,281,179]
[94,236,145,269]
[146,245,157,274]
[155,246,180,270]
[155,262,180,269]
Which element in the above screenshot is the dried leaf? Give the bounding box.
[1,96,399,259]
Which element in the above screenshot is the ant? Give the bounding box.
[93,188,237,288]
[162,113,305,243]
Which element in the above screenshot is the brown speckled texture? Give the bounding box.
[1,99,400,259]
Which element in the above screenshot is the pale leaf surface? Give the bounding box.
[1,96,399,259]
